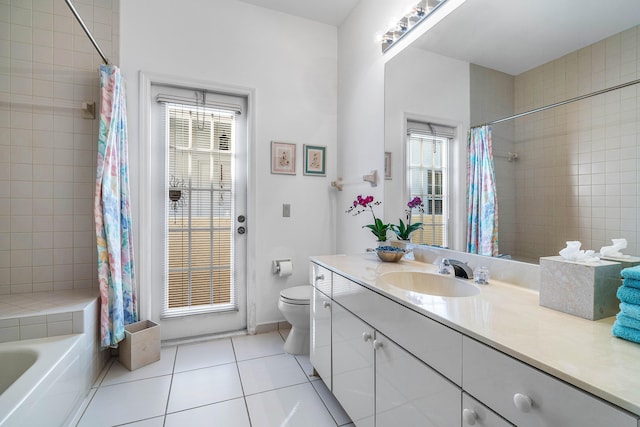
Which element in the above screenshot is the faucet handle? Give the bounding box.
[474,266,490,284]
[439,258,453,275]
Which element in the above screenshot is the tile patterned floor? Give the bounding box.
[75,330,352,427]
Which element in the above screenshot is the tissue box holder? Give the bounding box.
[539,256,622,320]
[118,320,160,371]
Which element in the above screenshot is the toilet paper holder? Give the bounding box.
[272,259,292,274]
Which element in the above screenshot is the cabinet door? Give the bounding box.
[332,302,375,427]
[310,287,332,390]
[375,332,461,427]
[462,392,513,427]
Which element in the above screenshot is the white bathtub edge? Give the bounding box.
[0,335,85,427]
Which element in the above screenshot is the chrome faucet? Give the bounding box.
[439,258,474,280]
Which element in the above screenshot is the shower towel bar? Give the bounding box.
[472,77,640,129]
[1,98,96,119]
[64,0,110,65]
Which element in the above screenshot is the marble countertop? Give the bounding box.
[311,253,640,417]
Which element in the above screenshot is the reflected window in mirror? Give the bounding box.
[407,121,453,247]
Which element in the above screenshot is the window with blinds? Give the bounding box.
[164,103,236,317]
[407,121,451,247]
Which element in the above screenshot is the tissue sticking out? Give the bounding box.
[559,241,600,263]
[599,238,629,259]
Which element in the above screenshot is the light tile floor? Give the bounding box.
[75,330,353,427]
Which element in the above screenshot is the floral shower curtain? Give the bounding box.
[95,64,137,347]
[466,125,499,256]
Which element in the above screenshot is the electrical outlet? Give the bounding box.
[283,204,291,217]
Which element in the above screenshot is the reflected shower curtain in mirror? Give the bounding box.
[466,125,499,256]
[95,64,138,347]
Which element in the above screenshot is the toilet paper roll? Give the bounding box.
[278,260,293,277]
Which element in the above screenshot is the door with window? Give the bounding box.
[150,84,247,338]
[406,121,451,247]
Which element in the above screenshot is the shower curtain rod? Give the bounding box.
[64,0,110,65]
[471,77,640,129]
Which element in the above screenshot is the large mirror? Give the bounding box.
[384,0,640,263]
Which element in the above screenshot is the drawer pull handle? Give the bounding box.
[373,339,384,350]
[462,408,477,425]
[513,393,532,413]
[323,301,331,309]
[315,274,325,281]
[362,332,372,342]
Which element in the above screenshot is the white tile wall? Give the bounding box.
[511,25,640,261]
[1,0,119,294]
[0,289,97,342]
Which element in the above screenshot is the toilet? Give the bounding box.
[278,285,312,355]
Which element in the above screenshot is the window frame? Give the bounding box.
[405,126,451,247]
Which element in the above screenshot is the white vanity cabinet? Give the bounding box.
[463,337,638,427]
[310,257,640,427]
[312,262,463,426]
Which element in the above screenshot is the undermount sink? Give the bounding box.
[380,271,480,297]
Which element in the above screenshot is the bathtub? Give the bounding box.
[0,335,85,426]
[0,290,108,426]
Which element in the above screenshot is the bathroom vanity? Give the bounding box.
[309,254,640,427]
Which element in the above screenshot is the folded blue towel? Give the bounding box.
[612,322,640,344]
[623,277,640,290]
[620,302,640,321]
[615,313,640,331]
[617,286,640,305]
[621,265,640,281]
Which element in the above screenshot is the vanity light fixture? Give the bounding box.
[380,0,447,52]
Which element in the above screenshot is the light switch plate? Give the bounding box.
[283,204,290,217]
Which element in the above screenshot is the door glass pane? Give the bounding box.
[165,104,237,316]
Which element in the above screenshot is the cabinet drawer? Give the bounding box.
[462,392,513,427]
[333,274,462,385]
[310,263,331,296]
[463,337,638,427]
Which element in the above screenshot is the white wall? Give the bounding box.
[336,0,416,254]
[120,0,337,335]
[384,46,470,251]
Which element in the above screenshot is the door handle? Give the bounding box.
[237,226,246,234]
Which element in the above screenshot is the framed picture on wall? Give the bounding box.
[303,145,326,176]
[271,141,296,175]
[384,152,392,180]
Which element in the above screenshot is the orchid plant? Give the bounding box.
[347,195,390,242]
[391,196,424,241]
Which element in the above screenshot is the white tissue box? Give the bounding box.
[539,256,622,320]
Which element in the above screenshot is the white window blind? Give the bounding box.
[160,99,238,318]
[407,121,452,247]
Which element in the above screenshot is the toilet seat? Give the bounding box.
[280,285,311,305]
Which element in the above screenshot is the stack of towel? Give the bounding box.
[612,265,640,343]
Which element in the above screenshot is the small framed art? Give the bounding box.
[271,141,296,175]
[384,152,392,180]
[303,145,326,176]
